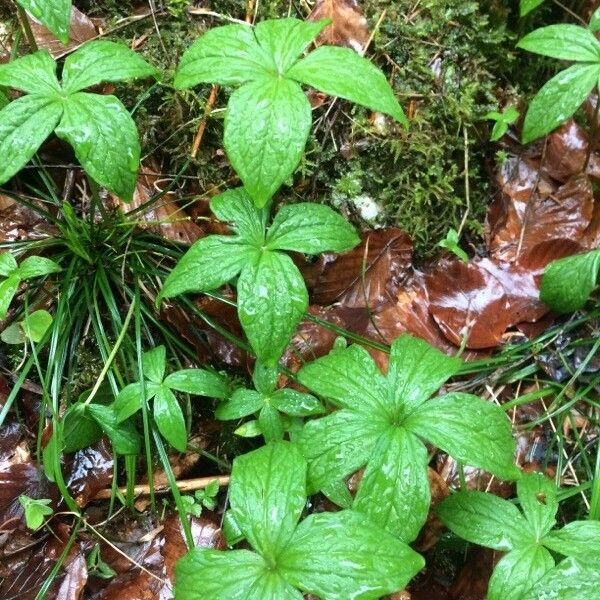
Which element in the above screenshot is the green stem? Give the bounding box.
[16,4,38,52]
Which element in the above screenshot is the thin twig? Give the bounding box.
[584,88,600,172]
[191,85,219,158]
[457,125,471,237]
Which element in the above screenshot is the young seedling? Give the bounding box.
[179,479,220,518]
[175,441,424,599]
[175,17,407,207]
[19,495,53,530]
[483,105,519,142]
[517,19,600,142]
[295,334,519,542]
[437,228,469,262]
[540,248,600,313]
[113,346,231,452]
[437,472,600,599]
[0,42,157,199]
[16,0,72,44]
[158,187,359,365]
[0,253,61,320]
[216,361,324,443]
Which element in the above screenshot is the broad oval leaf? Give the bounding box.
[0,95,63,186]
[437,491,532,551]
[353,427,430,543]
[216,389,263,420]
[0,50,61,94]
[62,40,157,94]
[114,381,158,423]
[270,389,324,417]
[488,545,555,600]
[404,392,520,481]
[62,402,103,453]
[159,236,257,302]
[237,251,308,365]
[517,471,558,539]
[55,93,140,200]
[520,0,546,16]
[287,45,408,125]
[278,510,425,600]
[210,188,267,245]
[522,63,600,143]
[153,386,187,452]
[517,24,600,62]
[542,521,600,559]
[21,309,52,342]
[258,404,284,443]
[164,369,230,398]
[224,77,312,208]
[0,253,17,277]
[142,345,166,384]
[175,24,274,88]
[0,275,21,320]
[17,0,71,44]
[87,404,141,455]
[266,203,359,254]
[17,256,62,279]
[229,441,306,560]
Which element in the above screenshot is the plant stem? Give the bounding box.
[584,87,600,173]
[16,4,38,52]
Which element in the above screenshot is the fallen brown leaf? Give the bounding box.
[308,0,370,53]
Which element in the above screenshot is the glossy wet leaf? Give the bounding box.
[540,249,600,313]
[87,404,141,455]
[210,188,267,245]
[405,392,520,481]
[17,256,61,279]
[517,472,558,538]
[488,545,554,600]
[237,251,308,365]
[17,0,72,44]
[437,491,533,551]
[216,389,263,420]
[0,50,60,94]
[270,389,324,417]
[287,45,408,125]
[114,381,158,422]
[258,404,284,442]
[153,386,187,452]
[164,369,230,398]
[517,24,600,62]
[278,510,425,599]
[224,77,311,207]
[142,345,166,384]
[62,402,102,452]
[0,252,17,276]
[542,521,600,559]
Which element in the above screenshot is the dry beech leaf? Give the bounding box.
[0,194,55,243]
[308,0,370,53]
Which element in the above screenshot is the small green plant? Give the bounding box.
[19,495,53,530]
[113,345,231,452]
[159,187,359,365]
[437,228,469,261]
[180,480,220,518]
[86,544,117,580]
[484,105,519,141]
[0,252,61,319]
[437,472,600,599]
[0,42,157,199]
[517,19,600,142]
[295,334,519,541]
[16,0,72,44]
[216,361,324,443]
[520,0,545,16]
[1,309,53,344]
[175,441,424,599]
[540,248,600,313]
[175,18,407,207]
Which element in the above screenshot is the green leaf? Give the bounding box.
[21,310,52,343]
[175,24,274,88]
[216,389,263,420]
[297,344,389,415]
[522,63,600,143]
[488,545,555,600]
[159,236,257,302]
[517,24,600,62]
[387,334,462,416]
[0,95,63,186]
[287,46,408,125]
[210,188,267,245]
[254,18,327,74]
[234,419,262,438]
[270,389,324,417]
[266,203,359,254]
[62,41,157,94]
[540,249,600,313]
[437,491,532,551]
[1,323,24,345]
[0,274,21,320]
[258,404,284,442]
[543,521,600,559]
[17,256,62,279]
[0,252,17,277]
[237,251,308,365]
[164,369,230,398]
[0,89,7,109]
[353,427,430,542]
[405,392,520,480]
[298,409,387,494]
[591,8,600,33]
[87,404,141,455]
[16,0,71,44]
[517,472,558,539]
[252,361,278,394]
[56,93,140,200]
[229,441,306,560]
[175,549,270,600]
[114,381,156,422]
[521,557,600,600]
[142,346,166,384]
[520,0,545,16]
[224,77,311,207]
[19,496,53,530]
[0,50,61,95]
[279,510,425,599]
[153,386,187,452]
[62,402,103,452]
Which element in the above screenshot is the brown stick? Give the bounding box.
[191,85,220,158]
[93,475,230,500]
